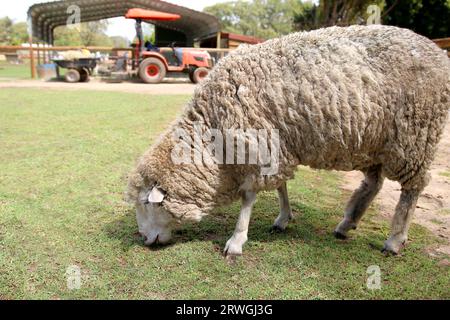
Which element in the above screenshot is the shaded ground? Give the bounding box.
[342,117,450,257]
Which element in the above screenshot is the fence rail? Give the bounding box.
[0,45,233,54]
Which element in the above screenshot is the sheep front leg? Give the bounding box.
[271,182,293,231]
[224,190,257,258]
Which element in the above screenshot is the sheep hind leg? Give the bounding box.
[224,190,257,259]
[334,165,384,239]
[271,182,293,232]
[382,173,429,255]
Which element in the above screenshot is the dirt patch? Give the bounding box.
[341,117,450,256]
[0,78,196,95]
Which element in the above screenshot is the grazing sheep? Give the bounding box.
[128,25,450,257]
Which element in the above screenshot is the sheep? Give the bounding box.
[127,25,450,258]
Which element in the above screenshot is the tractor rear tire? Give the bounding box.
[139,58,166,84]
[79,69,90,82]
[191,67,209,84]
[65,69,80,83]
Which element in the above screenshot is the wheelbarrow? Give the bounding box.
[52,58,98,83]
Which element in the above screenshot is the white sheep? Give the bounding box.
[128,25,450,257]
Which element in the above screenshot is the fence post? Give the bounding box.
[29,36,36,79]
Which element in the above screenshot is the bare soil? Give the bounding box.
[0,78,196,95]
[342,117,450,256]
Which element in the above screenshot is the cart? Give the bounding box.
[52,58,98,83]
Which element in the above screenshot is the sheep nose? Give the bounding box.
[139,232,148,242]
[143,234,159,246]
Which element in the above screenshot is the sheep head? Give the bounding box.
[135,184,174,246]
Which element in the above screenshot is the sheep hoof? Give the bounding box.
[270,225,285,233]
[223,237,244,258]
[381,248,398,257]
[224,253,240,264]
[381,247,398,256]
[382,238,406,256]
[333,231,348,240]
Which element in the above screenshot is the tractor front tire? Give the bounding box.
[139,58,166,84]
[188,69,195,83]
[65,69,80,83]
[191,67,209,84]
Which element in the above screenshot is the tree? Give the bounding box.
[204,0,306,39]
[0,17,30,45]
[110,36,129,48]
[383,0,450,39]
[54,26,83,46]
[54,21,113,46]
[11,22,29,45]
[0,17,14,45]
[294,0,384,31]
[79,21,111,46]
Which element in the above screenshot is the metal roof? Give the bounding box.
[28,0,221,44]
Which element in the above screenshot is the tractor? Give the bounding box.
[125,8,213,84]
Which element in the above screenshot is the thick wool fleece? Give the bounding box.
[128,25,450,222]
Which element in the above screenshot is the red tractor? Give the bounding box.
[125,8,213,84]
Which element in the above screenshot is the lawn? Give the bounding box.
[0,88,448,299]
[0,62,31,80]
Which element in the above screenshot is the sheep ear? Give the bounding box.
[148,186,165,203]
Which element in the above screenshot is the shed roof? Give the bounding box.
[28,0,221,44]
[222,33,264,45]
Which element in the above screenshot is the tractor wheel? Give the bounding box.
[79,69,90,82]
[191,67,209,84]
[139,58,166,84]
[188,69,195,83]
[65,69,80,83]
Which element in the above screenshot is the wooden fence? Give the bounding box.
[0,45,233,79]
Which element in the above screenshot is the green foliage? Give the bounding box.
[110,36,130,48]
[293,0,450,38]
[294,0,384,31]
[54,21,113,47]
[10,22,29,45]
[384,0,450,39]
[53,26,83,46]
[0,17,14,45]
[0,17,29,45]
[204,0,306,39]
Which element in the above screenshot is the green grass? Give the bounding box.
[0,88,449,299]
[0,62,31,80]
[439,171,450,179]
